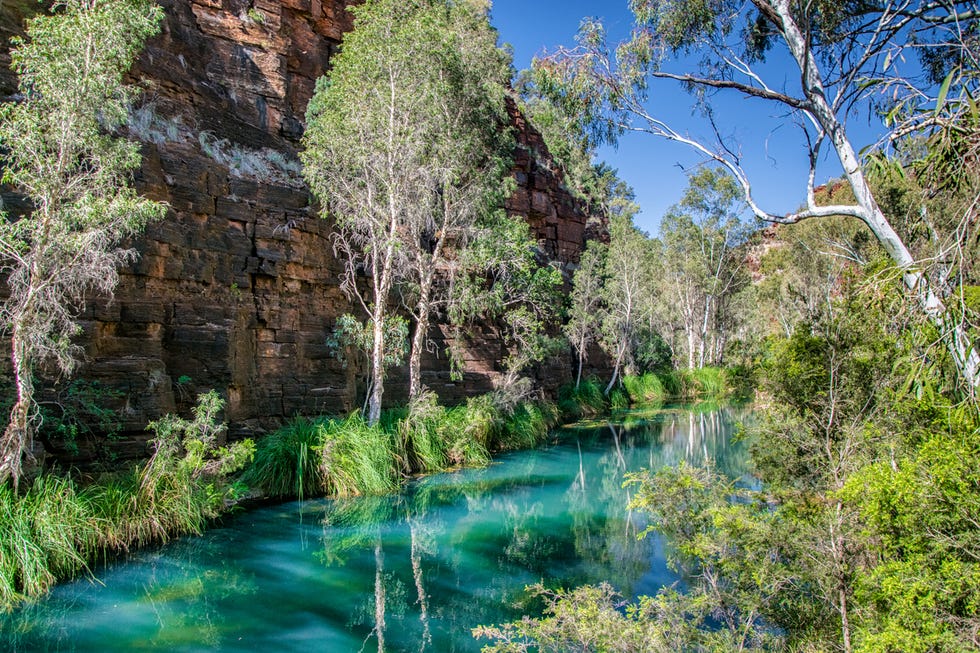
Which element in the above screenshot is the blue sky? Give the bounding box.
[489,1,888,234]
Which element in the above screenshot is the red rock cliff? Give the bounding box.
[0,0,602,456]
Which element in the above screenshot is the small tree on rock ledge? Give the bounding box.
[0,0,166,489]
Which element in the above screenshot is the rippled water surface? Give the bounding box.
[2,404,752,652]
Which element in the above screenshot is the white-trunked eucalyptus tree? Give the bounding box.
[536,0,980,393]
[302,0,513,424]
[0,0,165,489]
[657,167,748,369]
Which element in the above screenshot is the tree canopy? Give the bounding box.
[302,0,513,422]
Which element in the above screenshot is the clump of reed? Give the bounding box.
[557,379,608,420]
[0,476,94,607]
[609,387,631,410]
[685,366,727,398]
[241,417,324,499]
[492,399,559,451]
[609,368,730,409]
[621,374,666,405]
[400,392,493,470]
[239,389,565,504]
[316,414,399,498]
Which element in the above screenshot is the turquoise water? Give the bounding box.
[1,404,752,652]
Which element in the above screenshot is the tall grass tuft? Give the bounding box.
[622,374,666,405]
[670,366,728,399]
[493,400,559,451]
[316,415,399,498]
[442,396,495,467]
[0,476,94,607]
[241,417,324,499]
[399,393,449,474]
[558,379,607,420]
[658,370,683,398]
[609,387,630,411]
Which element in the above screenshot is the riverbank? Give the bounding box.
[1,403,750,652]
[0,369,738,611]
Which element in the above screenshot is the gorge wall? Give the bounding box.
[0,0,603,458]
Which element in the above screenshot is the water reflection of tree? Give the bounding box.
[562,404,754,597]
[565,425,651,595]
[639,404,752,479]
[312,404,753,652]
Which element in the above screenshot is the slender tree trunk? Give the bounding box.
[408,273,433,400]
[687,328,697,370]
[575,334,586,388]
[698,295,711,369]
[605,343,625,395]
[0,330,34,491]
[366,213,399,425]
[368,304,386,425]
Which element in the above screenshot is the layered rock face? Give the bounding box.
[0,0,601,455]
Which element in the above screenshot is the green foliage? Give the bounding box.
[438,398,494,468]
[37,379,123,459]
[0,0,166,486]
[399,392,451,473]
[326,313,409,371]
[400,392,495,470]
[597,213,657,387]
[655,167,749,370]
[452,216,564,386]
[240,418,324,499]
[515,64,607,203]
[841,402,980,651]
[474,583,676,652]
[239,391,568,503]
[564,240,608,385]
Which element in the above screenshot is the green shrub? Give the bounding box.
[241,417,324,499]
